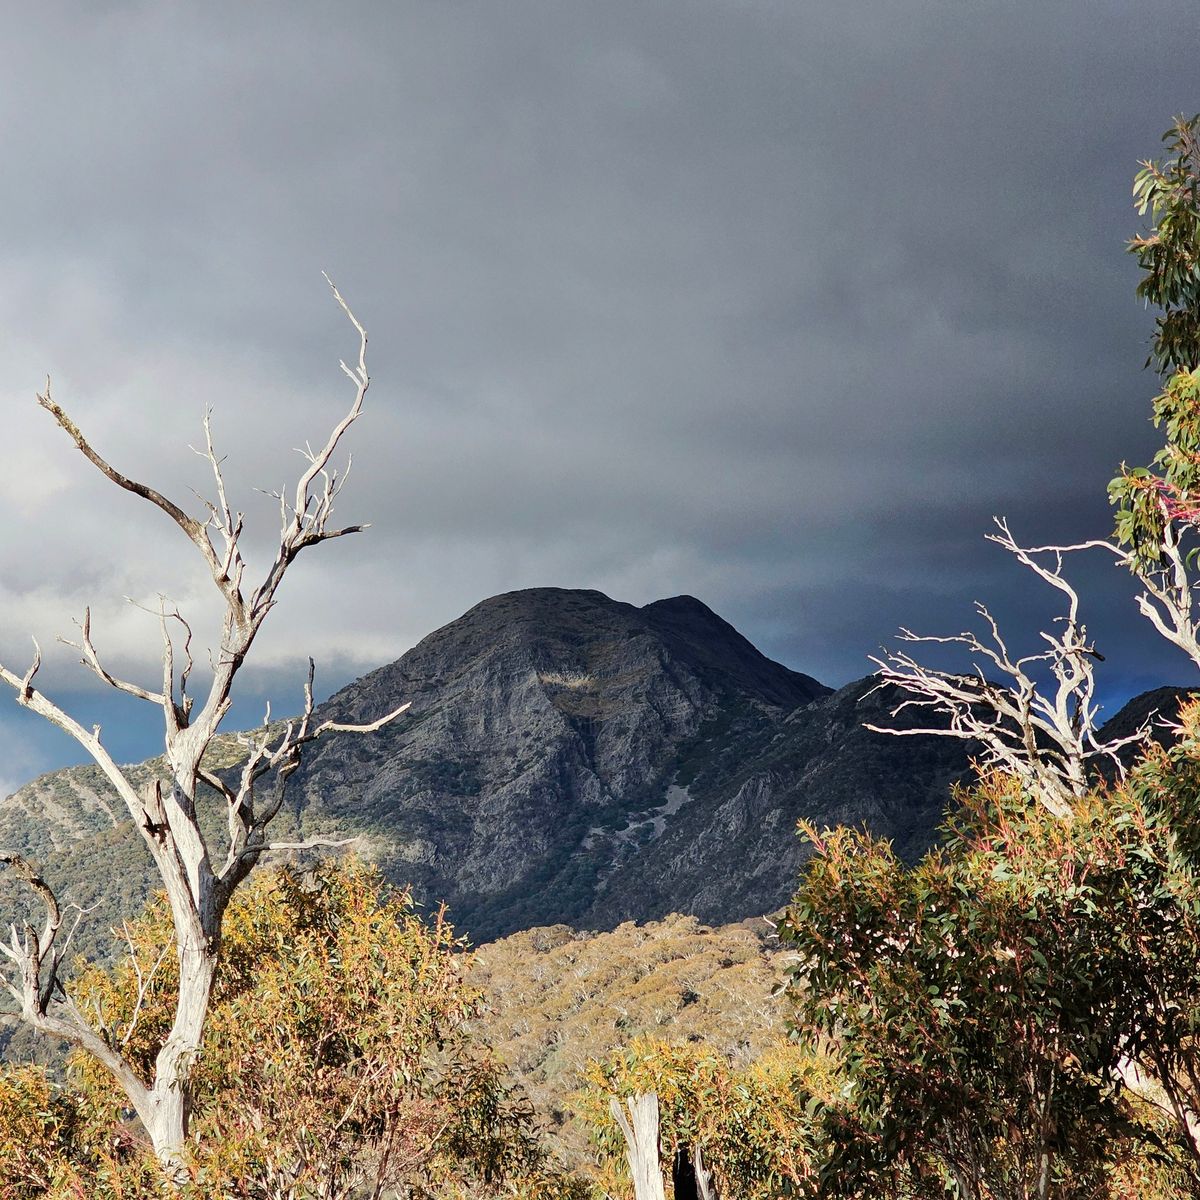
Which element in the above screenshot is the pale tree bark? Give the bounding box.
[1121,504,1200,672]
[1115,1054,1200,1160]
[0,279,407,1181]
[672,1143,718,1200]
[867,519,1150,819]
[868,515,1200,1160]
[609,1092,667,1200]
[693,1144,717,1200]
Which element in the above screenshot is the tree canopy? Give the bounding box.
[0,859,586,1198]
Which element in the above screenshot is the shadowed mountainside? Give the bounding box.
[2,587,1168,946]
[278,588,974,939]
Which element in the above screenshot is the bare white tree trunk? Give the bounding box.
[609,1093,667,1200]
[0,280,407,1181]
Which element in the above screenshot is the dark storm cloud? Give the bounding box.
[0,0,1196,778]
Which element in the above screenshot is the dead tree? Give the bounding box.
[867,519,1149,818]
[610,1093,668,1200]
[0,279,406,1179]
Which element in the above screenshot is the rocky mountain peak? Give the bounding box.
[276,588,962,939]
[0,587,981,945]
[640,593,827,710]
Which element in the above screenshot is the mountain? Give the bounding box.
[0,587,989,943]
[1095,685,1196,751]
[279,588,970,939]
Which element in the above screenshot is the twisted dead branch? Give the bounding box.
[0,279,405,1176]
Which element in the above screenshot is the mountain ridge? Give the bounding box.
[1,587,1177,946]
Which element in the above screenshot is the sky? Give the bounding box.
[0,1,1197,789]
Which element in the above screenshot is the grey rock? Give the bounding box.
[280,588,962,940]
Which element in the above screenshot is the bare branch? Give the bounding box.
[37,380,205,548]
[119,927,171,1049]
[18,638,41,699]
[229,834,363,866]
[0,856,152,1111]
[868,521,1150,818]
[311,704,412,739]
[0,656,149,824]
[1021,499,1200,673]
[1128,510,1200,671]
[58,900,99,964]
[3,282,391,1173]
[246,278,371,626]
[171,606,196,714]
[58,607,166,705]
[216,657,408,883]
[0,852,62,1012]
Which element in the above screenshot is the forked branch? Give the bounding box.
[1125,506,1200,671]
[0,854,150,1110]
[0,280,406,1174]
[868,520,1149,818]
[0,852,63,1014]
[217,658,409,884]
[58,606,167,707]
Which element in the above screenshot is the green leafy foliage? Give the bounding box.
[1130,115,1200,376]
[1,860,586,1198]
[778,768,1200,1200]
[1111,115,1200,568]
[1109,367,1200,568]
[0,1065,165,1198]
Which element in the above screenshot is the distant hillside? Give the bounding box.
[466,912,790,1169]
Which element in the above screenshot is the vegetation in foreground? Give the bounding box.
[0,860,588,1198]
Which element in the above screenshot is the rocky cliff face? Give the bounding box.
[279,588,966,939]
[0,587,988,943]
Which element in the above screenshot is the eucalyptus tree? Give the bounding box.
[862,115,1200,1159]
[781,783,1200,1200]
[0,281,407,1180]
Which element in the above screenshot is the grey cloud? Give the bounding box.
[0,1,1197,782]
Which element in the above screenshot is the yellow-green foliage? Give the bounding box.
[2,859,584,1199]
[0,1064,166,1199]
[468,912,788,1168]
[581,1035,839,1198]
[782,763,1200,1200]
